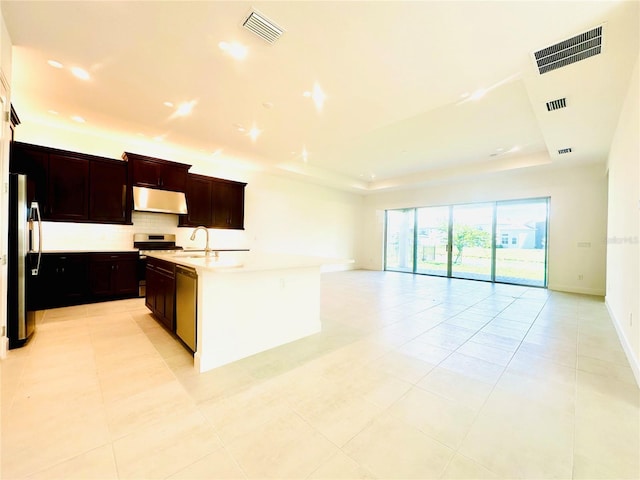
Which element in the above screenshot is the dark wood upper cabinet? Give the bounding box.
[10,142,131,225]
[212,180,246,229]
[10,142,49,214]
[123,152,190,192]
[179,174,246,229]
[48,153,90,221]
[181,173,213,226]
[90,159,129,223]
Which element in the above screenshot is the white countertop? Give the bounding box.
[147,251,354,273]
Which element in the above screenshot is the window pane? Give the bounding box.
[495,199,548,286]
[416,206,449,276]
[451,203,493,281]
[385,209,415,272]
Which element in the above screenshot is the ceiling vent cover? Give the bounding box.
[546,98,567,111]
[534,25,603,74]
[558,148,573,155]
[242,9,284,44]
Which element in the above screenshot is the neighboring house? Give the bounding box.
[497,221,546,249]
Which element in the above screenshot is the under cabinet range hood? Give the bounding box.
[133,186,188,215]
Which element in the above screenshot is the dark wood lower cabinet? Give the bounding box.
[89,253,139,298]
[30,253,89,309]
[28,252,139,310]
[145,257,176,331]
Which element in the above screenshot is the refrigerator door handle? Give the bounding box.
[29,201,42,276]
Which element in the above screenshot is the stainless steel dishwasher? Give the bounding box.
[175,265,197,351]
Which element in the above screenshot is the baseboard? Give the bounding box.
[0,335,8,359]
[605,298,640,389]
[547,283,605,296]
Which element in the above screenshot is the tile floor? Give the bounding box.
[1,270,638,479]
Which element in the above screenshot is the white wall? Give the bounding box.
[362,161,608,296]
[605,52,640,385]
[0,10,13,358]
[11,123,364,271]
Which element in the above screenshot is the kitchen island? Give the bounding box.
[146,251,352,373]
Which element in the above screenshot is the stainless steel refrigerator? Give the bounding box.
[7,173,41,348]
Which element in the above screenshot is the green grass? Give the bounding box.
[387,245,546,285]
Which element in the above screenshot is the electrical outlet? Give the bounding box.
[578,274,584,280]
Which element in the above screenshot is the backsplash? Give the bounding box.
[38,212,250,252]
[40,212,179,251]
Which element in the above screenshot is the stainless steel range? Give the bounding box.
[133,233,182,297]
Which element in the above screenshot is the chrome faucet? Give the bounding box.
[190,226,211,256]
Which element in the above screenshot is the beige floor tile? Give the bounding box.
[389,386,477,449]
[98,358,177,403]
[3,271,637,480]
[440,453,500,479]
[198,383,292,444]
[573,370,640,479]
[458,388,574,479]
[2,405,111,478]
[368,349,436,383]
[576,354,637,385]
[308,451,375,479]
[167,448,247,479]
[177,362,258,404]
[469,331,521,352]
[417,366,494,411]
[25,444,118,480]
[226,409,338,478]
[42,304,88,321]
[439,352,505,385]
[294,391,385,446]
[344,365,414,409]
[505,349,576,387]
[105,379,195,439]
[112,409,223,479]
[398,339,453,365]
[343,412,454,479]
[455,340,515,366]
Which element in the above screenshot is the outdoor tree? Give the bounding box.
[451,225,491,264]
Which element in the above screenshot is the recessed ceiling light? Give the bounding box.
[47,60,63,69]
[153,135,164,142]
[218,41,248,60]
[47,110,59,115]
[71,67,90,80]
[174,100,196,117]
[212,149,223,157]
[248,125,261,142]
[304,83,326,111]
[163,101,174,108]
[469,88,487,101]
[262,102,274,109]
[71,115,85,123]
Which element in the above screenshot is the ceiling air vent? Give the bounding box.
[242,9,284,44]
[534,25,603,74]
[546,98,567,111]
[558,148,573,155]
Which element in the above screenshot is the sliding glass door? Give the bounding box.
[451,203,494,281]
[494,199,548,286]
[416,206,450,276]
[385,198,549,287]
[385,209,415,273]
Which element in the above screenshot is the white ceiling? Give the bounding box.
[2,1,639,192]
